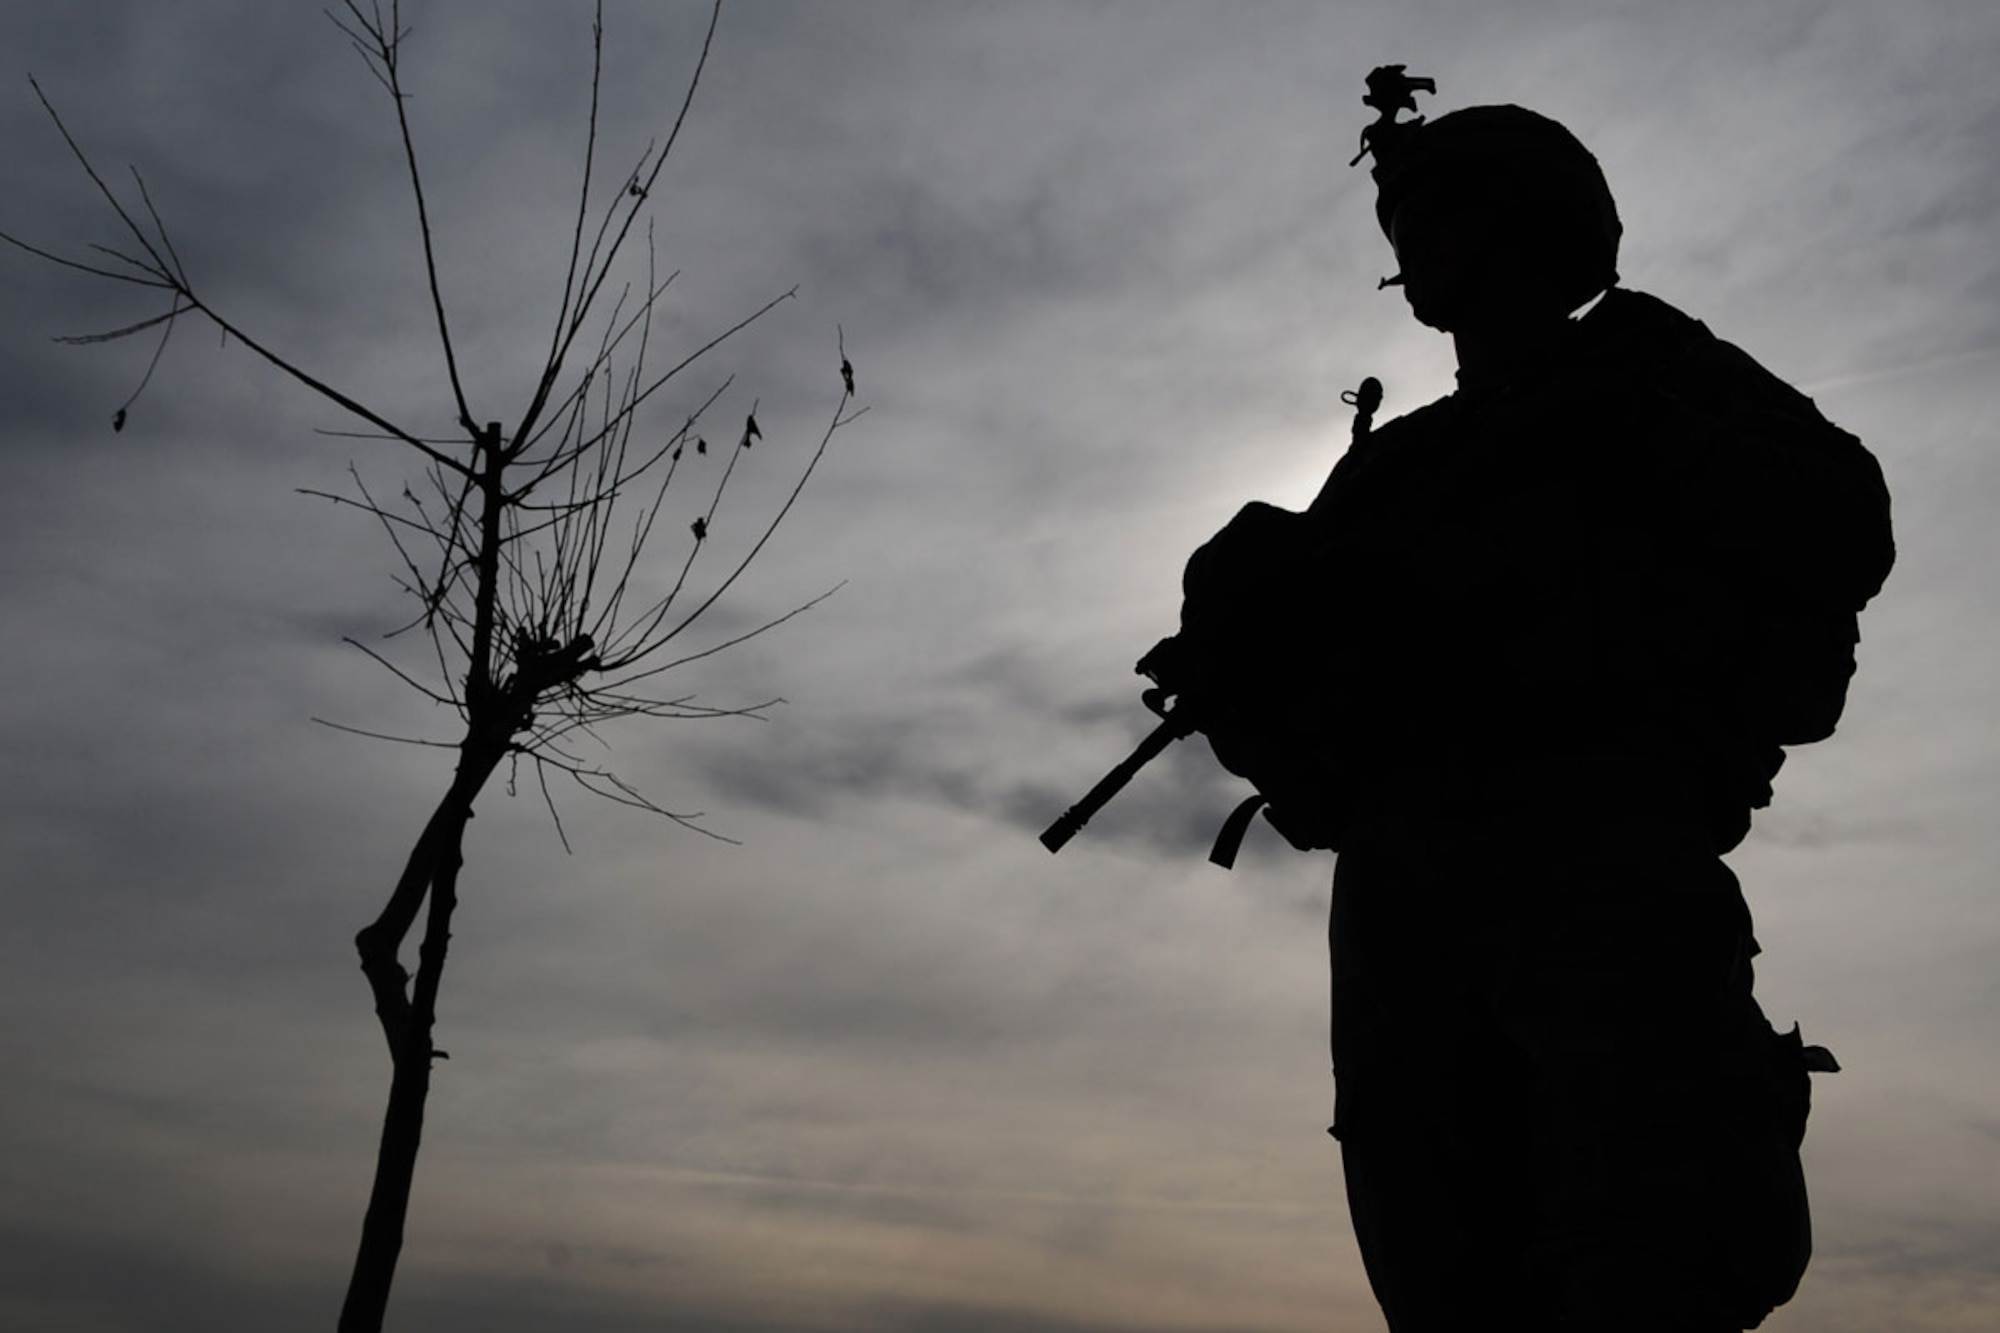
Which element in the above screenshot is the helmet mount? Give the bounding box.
[1349,65,1437,169]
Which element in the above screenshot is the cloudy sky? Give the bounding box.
[1,2,1996,1330]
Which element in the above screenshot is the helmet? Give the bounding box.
[1363,83,1623,312]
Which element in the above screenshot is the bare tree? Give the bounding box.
[1,3,862,1329]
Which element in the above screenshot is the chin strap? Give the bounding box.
[1207,794,1270,869]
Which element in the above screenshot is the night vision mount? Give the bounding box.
[1348,64,1436,168]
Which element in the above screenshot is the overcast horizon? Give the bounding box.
[3,3,1997,1330]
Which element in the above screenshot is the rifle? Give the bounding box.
[1039,377,1383,856]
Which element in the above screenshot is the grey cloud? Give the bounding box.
[0,1221,313,1333]
[1827,1217,2000,1285]
[679,669,1262,867]
[2,3,1996,1332]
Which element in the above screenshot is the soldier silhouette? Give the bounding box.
[1050,67,1894,1331]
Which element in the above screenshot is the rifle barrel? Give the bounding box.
[1040,709,1193,853]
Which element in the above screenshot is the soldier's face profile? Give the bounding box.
[1388,185,1496,332]
[1390,179,1578,339]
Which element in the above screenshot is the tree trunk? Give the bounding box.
[339,805,466,1333]
[339,727,504,1333]
[340,431,516,1333]
[338,1029,440,1333]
